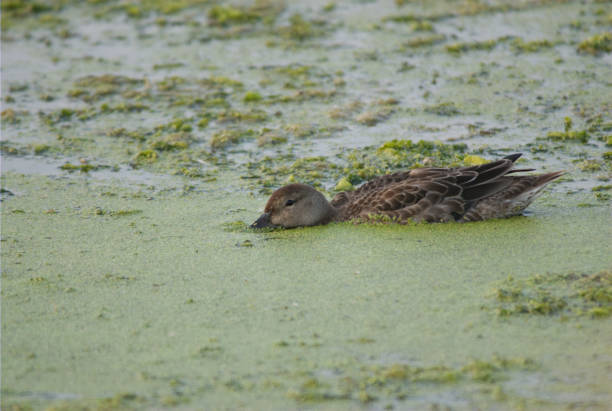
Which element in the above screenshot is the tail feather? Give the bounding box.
[503,153,522,162]
[533,170,565,187]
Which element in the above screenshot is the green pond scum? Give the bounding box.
[2,0,612,410]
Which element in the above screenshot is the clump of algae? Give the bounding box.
[487,270,612,318]
[577,32,612,55]
[287,355,537,404]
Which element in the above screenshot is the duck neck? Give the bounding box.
[323,202,340,224]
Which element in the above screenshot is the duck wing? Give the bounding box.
[335,155,524,223]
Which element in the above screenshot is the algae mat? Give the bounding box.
[2,173,611,410]
[2,0,612,409]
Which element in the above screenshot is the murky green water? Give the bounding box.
[2,0,611,410]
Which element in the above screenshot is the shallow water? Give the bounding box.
[2,0,611,409]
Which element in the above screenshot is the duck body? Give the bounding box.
[251,154,564,229]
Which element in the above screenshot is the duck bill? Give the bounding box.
[250,212,277,229]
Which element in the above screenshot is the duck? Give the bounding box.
[251,153,564,229]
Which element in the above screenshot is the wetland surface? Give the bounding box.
[2,0,612,410]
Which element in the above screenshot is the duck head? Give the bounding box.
[251,183,337,229]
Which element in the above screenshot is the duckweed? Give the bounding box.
[424,102,460,116]
[207,5,261,27]
[216,108,267,123]
[106,128,147,141]
[70,74,144,102]
[355,107,394,126]
[243,91,262,103]
[244,138,468,193]
[577,32,612,55]
[221,220,250,232]
[94,208,143,217]
[257,130,287,146]
[546,130,589,143]
[463,154,488,165]
[334,177,354,192]
[288,355,537,404]
[210,129,255,150]
[32,144,51,155]
[488,270,612,318]
[132,149,158,165]
[1,0,52,28]
[150,133,191,151]
[404,34,445,48]
[4,1,612,409]
[446,37,510,54]
[574,159,602,172]
[1,108,21,124]
[511,38,553,53]
[279,14,316,41]
[59,163,98,173]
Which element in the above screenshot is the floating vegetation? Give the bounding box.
[546,130,589,143]
[131,149,158,166]
[577,32,612,55]
[69,74,144,102]
[59,163,99,173]
[404,34,445,48]
[221,220,250,232]
[94,208,143,217]
[244,139,468,193]
[446,37,511,54]
[278,13,317,41]
[257,129,287,146]
[511,38,553,53]
[150,132,192,151]
[462,154,488,166]
[207,5,261,27]
[1,0,52,29]
[207,0,284,27]
[487,270,612,318]
[216,108,268,123]
[243,91,262,102]
[424,102,460,116]
[1,108,22,124]
[287,355,537,404]
[355,99,398,126]
[544,117,589,143]
[210,129,255,150]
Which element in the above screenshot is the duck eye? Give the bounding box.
[285,199,296,207]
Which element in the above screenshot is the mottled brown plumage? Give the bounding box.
[251,154,564,229]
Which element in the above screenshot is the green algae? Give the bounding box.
[403,33,446,48]
[243,139,470,194]
[131,149,158,165]
[3,0,612,409]
[69,74,144,102]
[1,108,23,124]
[243,91,262,103]
[511,38,554,53]
[59,162,99,173]
[216,108,268,124]
[423,101,461,116]
[546,130,589,143]
[577,32,612,55]
[355,106,395,126]
[2,172,611,410]
[210,129,255,150]
[287,354,539,404]
[150,132,192,151]
[446,38,505,54]
[488,270,612,318]
[207,5,261,27]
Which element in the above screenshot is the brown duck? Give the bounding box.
[251,153,564,229]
